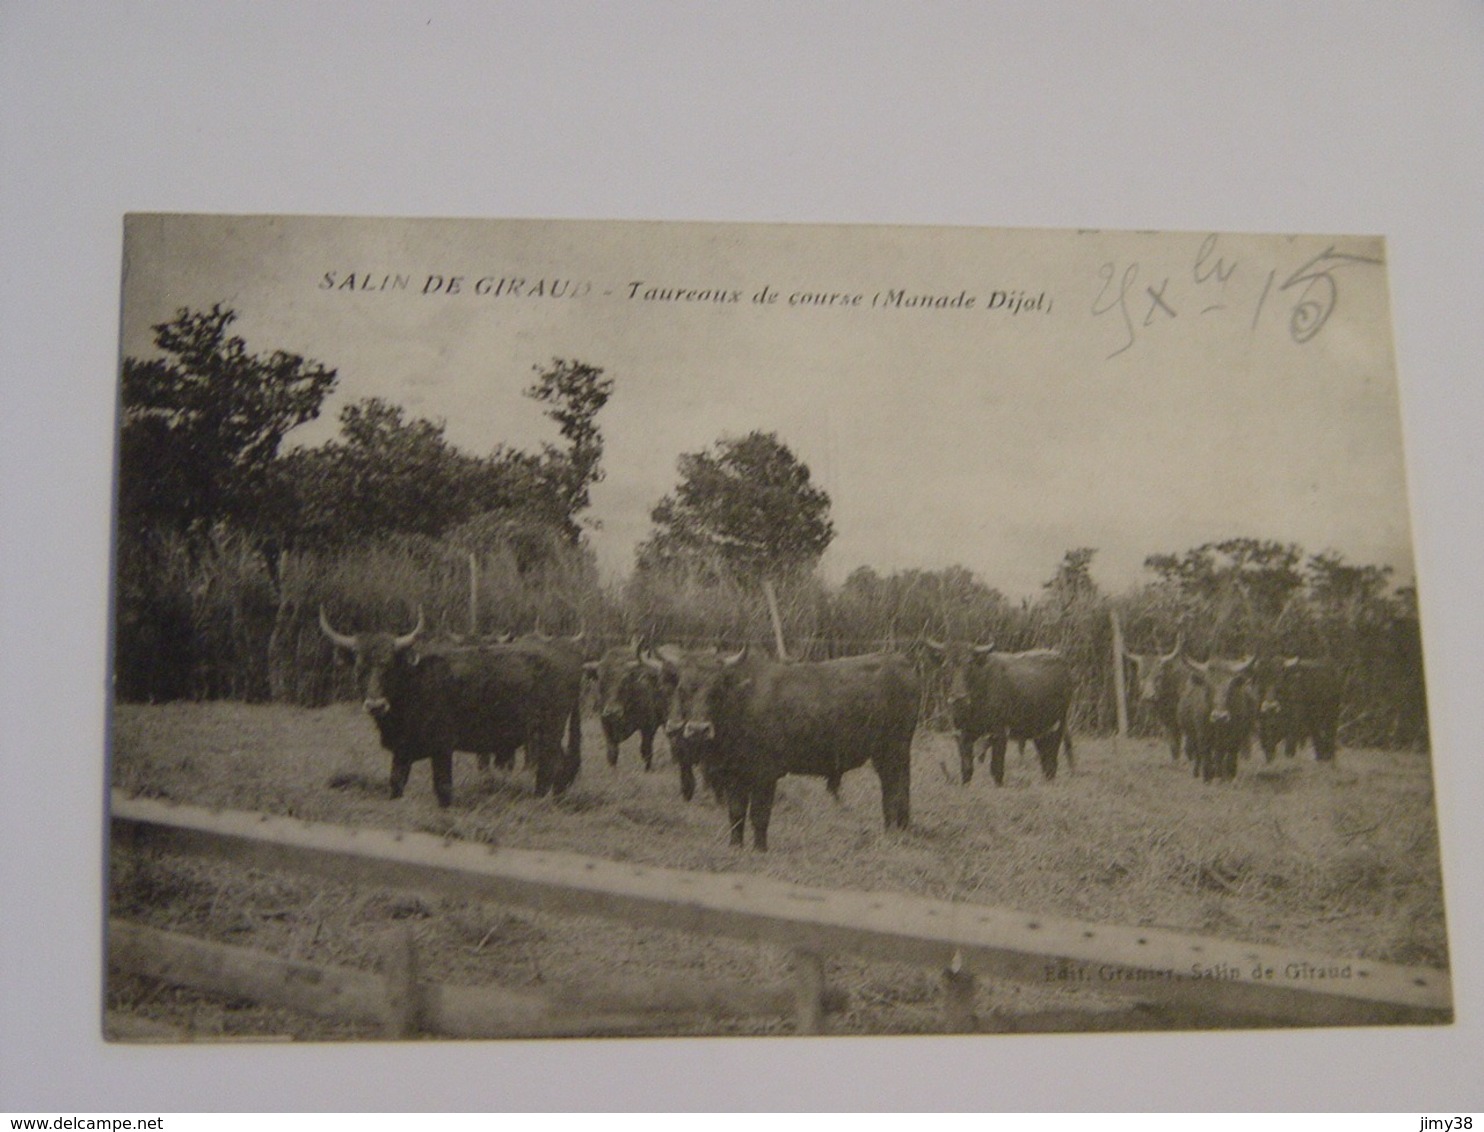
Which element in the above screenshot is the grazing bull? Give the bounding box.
[502,629,584,783]
[1253,657,1342,763]
[585,640,667,772]
[925,642,1074,786]
[319,608,574,804]
[1177,656,1258,782]
[648,645,917,851]
[1123,638,1188,760]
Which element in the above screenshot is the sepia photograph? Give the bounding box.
[106,213,1450,1042]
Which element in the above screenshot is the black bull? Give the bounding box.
[1177,656,1258,783]
[926,643,1074,786]
[1122,642,1187,760]
[319,609,578,805]
[585,642,667,772]
[1254,657,1342,762]
[648,645,918,851]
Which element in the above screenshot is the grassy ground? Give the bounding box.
[107,700,1450,1039]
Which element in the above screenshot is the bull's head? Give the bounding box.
[924,639,995,711]
[591,638,646,724]
[1252,655,1303,715]
[647,643,748,742]
[318,605,424,718]
[1124,635,1182,703]
[1182,655,1254,724]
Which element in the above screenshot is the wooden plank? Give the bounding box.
[110,918,774,1039]
[109,918,388,1027]
[110,791,1453,1028]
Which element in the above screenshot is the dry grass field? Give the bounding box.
[107,700,1449,1039]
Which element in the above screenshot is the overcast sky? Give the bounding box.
[121,214,1413,598]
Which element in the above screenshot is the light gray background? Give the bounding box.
[2,1,1480,1112]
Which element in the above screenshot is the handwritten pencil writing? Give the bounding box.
[1092,235,1383,360]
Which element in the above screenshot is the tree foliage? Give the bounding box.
[1044,547,1099,601]
[638,431,835,582]
[263,360,613,554]
[524,358,614,541]
[1145,537,1304,624]
[118,304,338,537]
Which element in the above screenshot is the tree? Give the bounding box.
[118,304,337,538]
[524,358,614,541]
[1145,537,1303,620]
[1043,547,1099,601]
[272,397,492,548]
[270,359,614,553]
[638,431,834,582]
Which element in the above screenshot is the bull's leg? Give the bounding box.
[825,773,842,800]
[388,757,412,800]
[1034,733,1059,780]
[639,727,655,771]
[679,760,696,801]
[705,763,726,804]
[875,754,911,830]
[957,733,976,785]
[532,733,554,798]
[988,736,1009,786]
[553,742,581,796]
[476,753,491,774]
[726,781,750,848]
[1168,725,1182,761]
[606,740,620,767]
[749,778,778,852]
[1063,727,1075,772]
[1314,726,1337,762]
[431,750,454,808]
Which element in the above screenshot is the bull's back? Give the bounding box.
[976,652,1072,738]
[734,653,919,773]
[436,647,544,751]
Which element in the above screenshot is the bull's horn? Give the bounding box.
[640,646,668,672]
[392,607,424,652]
[924,638,946,654]
[1284,656,1301,668]
[1182,655,1208,674]
[1163,634,1183,662]
[318,606,358,652]
[972,642,997,656]
[721,643,749,667]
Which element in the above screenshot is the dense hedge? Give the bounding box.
[114,527,1428,750]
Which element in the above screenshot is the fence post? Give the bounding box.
[791,949,826,1035]
[762,580,789,661]
[468,553,480,637]
[380,923,421,1039]
[1110,610,1129,746]
[942,951,978,1033]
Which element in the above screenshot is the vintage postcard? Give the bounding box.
[107,214,1448,1040]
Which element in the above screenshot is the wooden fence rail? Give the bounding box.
[110,790,1452,1035]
